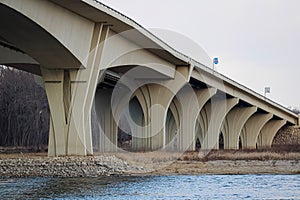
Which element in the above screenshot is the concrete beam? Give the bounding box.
[0,45,38,65]
[191,70,298,125]
[104,30,176,79]
[0,0,94,68]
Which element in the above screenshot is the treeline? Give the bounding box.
[290,107,300,115]
[0,66,49,150]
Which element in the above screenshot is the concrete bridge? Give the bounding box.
[0,0,298,156]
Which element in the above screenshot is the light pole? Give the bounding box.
[264,86,270,97]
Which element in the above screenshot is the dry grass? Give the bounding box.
[110,150,300,175]
[1,149,300,162]
[0,152,47,159]
[114,150,300,163]
[95,150,300,173]
[178,150,300,161]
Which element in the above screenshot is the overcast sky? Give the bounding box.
[100,0,300,109]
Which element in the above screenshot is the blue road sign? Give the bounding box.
[213,57,219,65]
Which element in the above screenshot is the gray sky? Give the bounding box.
[100,0,300,108]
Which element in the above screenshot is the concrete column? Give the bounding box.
[165,109,178,151]
[128,97,145,152]
[197,106,209,146]
[135,67,189,151]
[127,88,150,151]
[257,119,286,149]
[144,83,175,150]
[201,98,239,150]
[240,113,273,149]
[94,89,117,152]
[168,99,181,134]
[42,23,109,156]
[222,106,257,150]
[165,100,180,151]
[42,69,67,156]
[177,87,217,152]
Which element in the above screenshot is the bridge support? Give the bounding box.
[42,68,92,156]
[128,97,145,152]
[201,97,239,150]
[256,119,286,149]
[43,24,109,156]
[222,106,257,150]
[135,67,189,151]
[138,84,177,151]
[240,113,273,149]
[165,108,179,151]
[177,87,217,151]
[165,100,181,151]
[94,88,117,152]
[42,69,69,156]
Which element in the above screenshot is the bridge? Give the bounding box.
[0,0,298,156]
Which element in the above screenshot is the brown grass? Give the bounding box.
[1,148,300,162]
[178,150,300,161]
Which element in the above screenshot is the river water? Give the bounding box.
[1,175,299,199]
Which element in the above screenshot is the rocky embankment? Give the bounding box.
[273,126,300,145]
[272,126,300,150]
[0,155,145,178]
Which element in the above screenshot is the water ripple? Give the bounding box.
[0,175,299,199]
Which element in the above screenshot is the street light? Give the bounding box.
[264,86,270,97]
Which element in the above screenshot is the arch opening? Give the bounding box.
[195,118,204,151]
[118,96,145,152]
[239,136,242,150]
[195,138,201,151]
[117,114,132,151]
[219,132,224,150]
[165,109,178,151]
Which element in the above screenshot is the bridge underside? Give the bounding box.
[0,0,298,156]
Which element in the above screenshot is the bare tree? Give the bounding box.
[288,106,300,115]
[0,66,49,151]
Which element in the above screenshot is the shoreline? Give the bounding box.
[0,151,299,178]
[150,160,300,176]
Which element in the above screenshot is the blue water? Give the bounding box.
[1,175,299,199]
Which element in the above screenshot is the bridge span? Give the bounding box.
[0,0,298,156]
